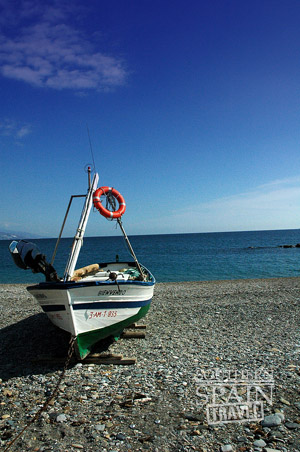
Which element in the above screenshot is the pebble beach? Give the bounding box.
[0,278,300,452]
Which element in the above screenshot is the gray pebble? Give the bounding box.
[56,414,67,423]
[236,436,247,443]
[269,430,284,439]
[253,439,266,447]
[184,413,202,421]
[261,414,282,427]
[116,432,126,441]
[285,422,299,430]
[220,445,233,452]
[264,448,282,452]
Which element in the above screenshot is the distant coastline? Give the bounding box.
[0,231,41,240]
[1,227,300,241]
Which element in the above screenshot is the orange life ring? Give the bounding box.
[93,186,126,219]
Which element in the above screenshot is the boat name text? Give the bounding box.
[98,289,126,296]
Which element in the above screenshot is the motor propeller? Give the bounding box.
[9,240,59,282]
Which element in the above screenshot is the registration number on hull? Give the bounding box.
[88,310,117,319]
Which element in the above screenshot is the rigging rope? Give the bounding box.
[105,189,117,214]
[86,124,96,174]
[99,187,145,280]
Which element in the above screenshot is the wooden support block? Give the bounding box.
[121,330,146,339]
[88,353,123,359]
[33,354,136,365]
[127,323,147,329]
[83,357,136,365]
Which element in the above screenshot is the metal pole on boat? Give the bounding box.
[50,195,86,266]
[63,172,99,281]
[88,166,91,189]
[104,189,145,281]
[117,218,145,281]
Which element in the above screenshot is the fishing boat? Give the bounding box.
[9,168,155,359]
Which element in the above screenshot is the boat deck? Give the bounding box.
[71,261,153,283]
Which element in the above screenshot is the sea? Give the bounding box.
[1,229,300,284]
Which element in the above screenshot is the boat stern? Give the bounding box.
[27,283,75,335]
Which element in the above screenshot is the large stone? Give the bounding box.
[274,411,285,421]
[261,414,282,427]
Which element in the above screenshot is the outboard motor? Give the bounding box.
[9,240,59,282]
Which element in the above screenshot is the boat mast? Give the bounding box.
[64,169,99,281]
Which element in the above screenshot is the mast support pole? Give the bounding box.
[51,195,86,266]
[117,218,145,281]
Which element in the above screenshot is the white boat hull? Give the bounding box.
[27,262,155,358]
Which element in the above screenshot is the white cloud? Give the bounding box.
[16,125,31,138]
[149,176,300,233]
[0,119,32,140]
[0,1,128,91]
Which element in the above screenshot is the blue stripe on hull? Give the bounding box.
[28,279,155,291]
[72,298,152,310]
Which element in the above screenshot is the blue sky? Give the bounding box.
[1,0,300,237]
